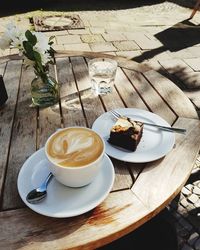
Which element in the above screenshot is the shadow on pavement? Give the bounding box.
[0,0,164,17]
[132,19,200,63]
[0,0,196,17]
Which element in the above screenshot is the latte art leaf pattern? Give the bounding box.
[47,128,103,167]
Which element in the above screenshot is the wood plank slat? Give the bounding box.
[131,117,200,212]
[184,58,200,72]
[2,65,37,210]
[123,69,177,125]
[37,64,62,148]
[110,158,133,191]
[100,86,126,112]
[159,58,200,89]
[70,56,105,128]
[114,67,148,110]
[0,60,22,203]
[56,57,87,127]
[143,69,198,119]
[184,88,200,110]
[111,160,146,191]
[128,162,147,182]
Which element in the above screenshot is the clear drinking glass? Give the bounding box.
[88,58,117,95]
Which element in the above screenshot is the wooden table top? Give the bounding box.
[0,51,200,250]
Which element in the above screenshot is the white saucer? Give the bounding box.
[17,148,115,218]
[92,108,175,163]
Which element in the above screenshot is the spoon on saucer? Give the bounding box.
[26,172,53,204]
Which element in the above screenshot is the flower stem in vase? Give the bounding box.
[31,72,59,108]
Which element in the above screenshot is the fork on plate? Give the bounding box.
[110,110,186,134]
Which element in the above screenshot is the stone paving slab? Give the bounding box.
[90,42,117,52]
[56,35,82,44]
[113,40,140,51]
[102,33,127,42]
[81,34,105,43]
[63,43,91,51]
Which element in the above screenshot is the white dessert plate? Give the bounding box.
[17,148,115,218]
[92,108,175,163]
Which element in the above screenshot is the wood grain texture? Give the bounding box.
[123,68,177,124]
[1,52,200,250]
[114,68,148,110]
[56,57,87,127]
[159,58,200,89]
[128,162,146,181]
[144,70,198,119]
[110,158,133,191]
[0,190,150,250]
[2,65,37,209]
[0,60,22,203]
[70,56,105,128]
[131,118,200,212]
[100,86,125,112]
[37,64,62,148]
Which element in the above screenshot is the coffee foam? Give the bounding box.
[46,128,103,167]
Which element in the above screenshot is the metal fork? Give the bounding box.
[110,110,186,134]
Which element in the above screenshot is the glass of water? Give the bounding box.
[88,58,118,95]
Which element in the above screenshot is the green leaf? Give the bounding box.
[25,30,37,46]
[33,51,44,73]
[33,51,42,64]
[23,41,34,60]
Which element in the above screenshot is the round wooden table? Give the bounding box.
[0,51,200,249]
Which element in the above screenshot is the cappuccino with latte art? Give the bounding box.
[45,127,105,187]
[46,127,104,167]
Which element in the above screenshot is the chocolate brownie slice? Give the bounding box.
[108,117,143,151]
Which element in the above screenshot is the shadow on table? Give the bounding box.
[98,208,178,250]
[132,19,200,63]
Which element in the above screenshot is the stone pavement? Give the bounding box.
[0,1,200,249]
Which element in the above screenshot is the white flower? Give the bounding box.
[0,23,55,74]
[40,52,51,65]
[5,23,22,41]
[3,23,26,50]
[11,36,24,50]
[33,32,50,54]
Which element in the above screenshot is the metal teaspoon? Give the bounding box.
[26,172,53,204]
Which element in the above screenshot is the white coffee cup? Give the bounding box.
[45,127,105,187]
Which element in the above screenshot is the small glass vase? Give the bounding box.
[31,72,59,108]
